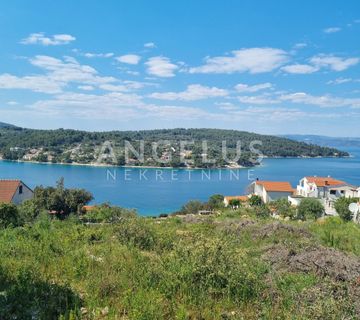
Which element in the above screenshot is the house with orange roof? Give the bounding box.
[0,180,33,205]
[296,176,356,199]
[248,180,295,203]
[223,195,249,207]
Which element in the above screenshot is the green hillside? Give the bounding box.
[0,127,348,168]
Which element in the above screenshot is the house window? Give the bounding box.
[19,185,23,194]
[330,190,336,195]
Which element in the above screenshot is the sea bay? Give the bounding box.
[1,147,360,216]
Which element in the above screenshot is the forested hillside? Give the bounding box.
[0,126,348,168]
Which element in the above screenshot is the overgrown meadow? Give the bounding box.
[1,206,360,319]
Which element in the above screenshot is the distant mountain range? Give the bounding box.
[283,135,360,148]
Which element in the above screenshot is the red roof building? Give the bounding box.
[0,180,33,205]
[249,180,295,203]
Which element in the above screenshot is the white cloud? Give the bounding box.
[78,85,95,91]
[0,55,121,94]
[126,70,140,76]
[215,102,238,111]
[27,91,217,121]
[99,80,156,92]
[0,73,62,94]
[189,48,289,74]
[149,84,228,101]
[327,78,352,85]
[281,64,319,74]
[0,55,152,96]
[293,43,307,49]
[310,54,359,71]
[233,90,360,109]
[142,104,212,120]
[235,82,272,93]
[29,55,116,86]
[280,92,360,108]
[30,91,144,115]
[116,54,141,65]
[21,32,76,46]
[144,42,156,48]
[7,101,18,106]
[323,27,341,34]
[227,106,308,122]
[145,56,178,77]
[99,84,128,92]
[83,52,114,58]
[237,95,278,105]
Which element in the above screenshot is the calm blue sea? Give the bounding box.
[1,147,360,216]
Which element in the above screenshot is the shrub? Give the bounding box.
[117,218,158,250]
[207,194,224,209]
[164,238,266,304]
[229,199,241,207]
[0,203,21,228]
[297,198,324,220]
[272,198,296,219]
[254,204,271,218]
[83,205,136,223]
[33,178,93,217]
[334,197,359,221]
[18,199,41,224]
[249,195,262,207]
[179,200,204,215]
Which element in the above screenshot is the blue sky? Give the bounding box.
[0,0,360,136]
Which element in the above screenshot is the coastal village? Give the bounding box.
[223,176,360,222]
[1,175,360,222]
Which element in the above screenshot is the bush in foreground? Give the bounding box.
[334,197,359,221]
[297,198,324,220]
[0,203,20,229]
[82,205,136,223]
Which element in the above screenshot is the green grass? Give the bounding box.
[310,216,360,256]
[0,212,359,319]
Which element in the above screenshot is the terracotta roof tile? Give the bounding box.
[0,180,21,203]
[224,195,249,202]
[82,205,96,212]
[256,181,294,193]
[305,176,345,187]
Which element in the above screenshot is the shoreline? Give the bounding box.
[0,159,248,170]
[0,154,351,170]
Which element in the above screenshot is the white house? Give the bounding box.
[248,180,294,203]
[0,180,33,205]
[296,176,358,215]
[296,176,356,199]
[343,187,359,198]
